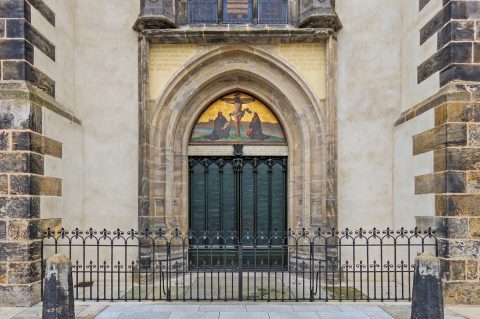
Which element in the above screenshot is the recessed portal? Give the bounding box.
[188,92,288,268]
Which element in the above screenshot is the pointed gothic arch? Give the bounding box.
[139,45,336,234]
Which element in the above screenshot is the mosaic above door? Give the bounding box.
[190,92,287,145]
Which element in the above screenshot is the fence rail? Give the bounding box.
[41,227,438,302]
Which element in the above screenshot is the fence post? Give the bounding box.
[42,254,74,319]
[238,243,243,301]
[411,253,443,319]
[310,242,314,301]
[166,242,171,301]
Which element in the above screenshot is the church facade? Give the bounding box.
[0,0,480,306]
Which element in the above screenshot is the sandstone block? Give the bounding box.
[444,281,480,305]
[7,260,41,284]
[0,281,41,306]
[436,194,480,216]
[413,123,467,155]
[470,218,480,239]
[0,196,40,219]
[467,260,479,280]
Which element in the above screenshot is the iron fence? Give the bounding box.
[41,227,437,302]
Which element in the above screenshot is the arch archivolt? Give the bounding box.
[143,45,332,233]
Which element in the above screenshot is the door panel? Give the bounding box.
[188,156,287,269]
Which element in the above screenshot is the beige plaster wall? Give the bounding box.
[41,108,84,231]
[73,0,139,231]
[400,0,442,112]
[32,0,76,110]
[393,110,435,229]
[336,0,402,230]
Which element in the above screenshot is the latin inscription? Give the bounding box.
[149,44,198,99]
[149,45,198,72]
[277,43,325,71]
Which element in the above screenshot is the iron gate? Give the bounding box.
[41,227,438,302]
[189,156,288,269]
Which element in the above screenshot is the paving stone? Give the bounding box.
[117,312,171,319]
[317,312,370,319]
[151,304,200,312]
[268,312,318,319]
[199,305,246,312]
[246,304,293,312]
[219,312,268,319]
[169,312,220,319]
[292,305,340,312]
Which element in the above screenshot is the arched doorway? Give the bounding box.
[188,92,288,267]
[141,46,335,241]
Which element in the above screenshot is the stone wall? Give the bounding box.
[396,0,480,305]
[0,0,82,306]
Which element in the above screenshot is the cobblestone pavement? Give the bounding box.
[0,302,477,319]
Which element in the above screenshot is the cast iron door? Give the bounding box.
[188,156,287,269]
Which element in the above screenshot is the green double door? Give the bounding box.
[188,156,287,269]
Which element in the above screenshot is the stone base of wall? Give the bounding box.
[0,81,77,306]
[0,282,42,307]
[413,84,480,305]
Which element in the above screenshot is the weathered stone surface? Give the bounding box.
[0,241,40,262]
[9,175,61,196]
[415,171,465,194]
[444,281,480,305]
[43,254,74,319]
[419,0,431,11]
[441,64,480,86]
[6,218,40,241]
[437,20,475,49]
[24,21,55,61]
[0,131,9,150]
[26,0,55,26]
[435,147,480,172]
[466,171,480,193]
[0,19,4,37]
[474,42,480,63]
[7,260,41,284]
[0,0,28,19]
[0,174,7,194]
[468,123,480,147]
[12,131,62,158]
[438,238,480,258]
[0,196,40,219]
[445,217,469,239]
[436,194,480,216]
[0,263,6,284]
[470,218,480,239]
[2,61,55,97]
[0,281,41,307]
[0,99,42,132]
[418,42,472,83]
[6,18,24,38]
[435,102,480,125]
[0,220,5,240]
[467,260,479,280]
[0,152,44,174]
[441,259,465,280]
[411,253,443,319]
[413,123,467,155]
